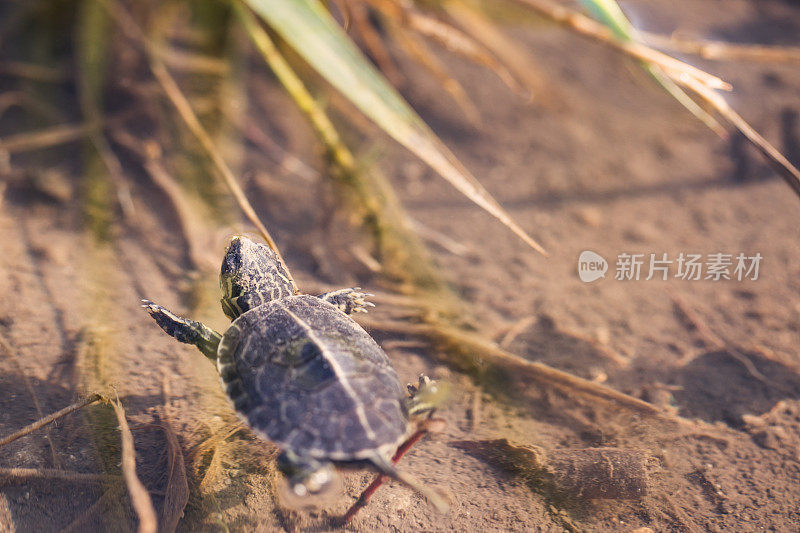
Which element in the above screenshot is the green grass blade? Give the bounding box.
[241,0,546,255]
[578,0,634,40]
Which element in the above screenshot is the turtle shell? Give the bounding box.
[216,294,409,460]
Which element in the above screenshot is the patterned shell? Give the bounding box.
[216,295,409,460]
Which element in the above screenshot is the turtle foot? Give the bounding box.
[277,450,338,502]
[406,374,443,417]
[318,287,375,315]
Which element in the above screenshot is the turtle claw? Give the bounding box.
[141,299,161,315]
[318,288,376,315]
[407,374,433,396]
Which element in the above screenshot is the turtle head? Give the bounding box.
[219,235,294,319]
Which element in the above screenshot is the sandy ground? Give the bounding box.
[1,0,800,531]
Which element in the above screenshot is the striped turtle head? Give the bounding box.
[220,236,294,319]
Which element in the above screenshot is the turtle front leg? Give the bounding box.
[317,288,375,315]
[142,300,221,360]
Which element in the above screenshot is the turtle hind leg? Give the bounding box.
[405,375,446,418]
[277,450,337,497]
[317,288,375,315]
[369,453,449,513]
[142,300,221,360]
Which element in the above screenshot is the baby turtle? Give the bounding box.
[143,235,446,512]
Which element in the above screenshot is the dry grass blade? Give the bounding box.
[362,318,668,418]
[227,109,320,183]
[439,0,543,99]
[244,0,547,255]
[90,134,137,219]
[110,398,157,533]
[61,489,121,533]
[349,1,404,86]
[426,140,549,254]
[513,0,730,91]
[0,393,103,448]
[154,45,230,75]
[0,61,68,83]
[371,0,528,97]
[389,22,480,123]
[186,422,244,465]
[578,0,726,137]
[669,291,780,392]
[643,32,800,65]
[0,467,119,483]
[0,336,61,466]
[98,0,298,292]
[646,66,727,138]
[185,423,243,494]
[518,0,800,199]
[140,157,210,271]
[406,216,471,256]
[331,0,353,31]
[158,421,189,533]
[0,92,61,123]
[111,129,212,271]
[0,121,98,153]
[674,73,800,198]
[196,443,224,492]
[440,324,662,415]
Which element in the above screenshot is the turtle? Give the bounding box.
[142,235,446,512]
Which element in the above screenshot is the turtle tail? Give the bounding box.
[370,454,449,513]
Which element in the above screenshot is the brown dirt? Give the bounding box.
[2,0,800,531]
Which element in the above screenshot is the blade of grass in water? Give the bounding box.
[578,0,726,137]
[576,0,800,193]
[242,0,547,255]
[579,0,633,39]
